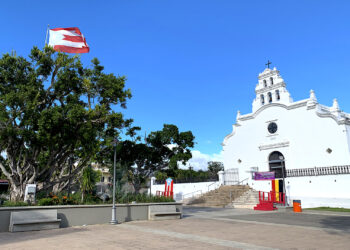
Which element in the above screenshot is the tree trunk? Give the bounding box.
[133,180,141,194]
[10,184,25,202]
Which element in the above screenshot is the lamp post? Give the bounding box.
[279,155,286,205]
[110,138,118,225]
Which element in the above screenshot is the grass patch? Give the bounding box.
[305,207,350,213]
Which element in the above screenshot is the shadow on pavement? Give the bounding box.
[319,216,350,234]
[182,206,228,218]
[183,206,226,214]
[0,225,90,245]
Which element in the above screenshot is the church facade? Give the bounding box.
[222,67,350,208]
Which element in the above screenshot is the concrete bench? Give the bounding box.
[148,205,181,221]
[9,209,61,232]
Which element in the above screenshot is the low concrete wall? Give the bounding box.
[0,202,182,232]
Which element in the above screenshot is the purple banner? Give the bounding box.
[253,171,275,180]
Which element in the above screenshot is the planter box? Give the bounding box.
[0,202,182,232]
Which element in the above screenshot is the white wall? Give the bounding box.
[287,175,350,208]
[150,180,220,202]
[249,174,350,208]
[224,103,350,175]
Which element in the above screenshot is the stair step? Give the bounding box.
[187,185,251,207]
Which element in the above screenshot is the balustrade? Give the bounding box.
[286,165,350,177]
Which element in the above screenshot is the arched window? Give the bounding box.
[260,94,265,105]
[268,92,272,103]
[270,77,274,85]
[275,90,280,100]
[263,80,267,87]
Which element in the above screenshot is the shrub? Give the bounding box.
[115,193,174,204]
[83,193,102,205]
[37,198,55,206]
[38,194,81,206]
[2,201,29,207]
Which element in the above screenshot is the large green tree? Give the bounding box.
[0,47,131,201]
[207,161,224,178]
[111,124,195,193]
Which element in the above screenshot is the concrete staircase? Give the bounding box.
[230,189,259,209]
[185,185,251,207]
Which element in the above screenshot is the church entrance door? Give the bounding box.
[269,151,286,201]
[269,151,286,178]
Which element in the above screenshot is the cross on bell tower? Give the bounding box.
[265,60,272,69]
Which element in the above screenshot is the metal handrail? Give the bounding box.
[207,181,219,191]
[238,178,249,185]
[182,190,202,200]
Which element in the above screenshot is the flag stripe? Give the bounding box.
[53,45,89,54]
[50,39,86,48]
[51,27,82,35]
[63,35,85,43]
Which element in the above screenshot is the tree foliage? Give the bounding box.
[110,124,195,193]
[0,47,131,201]
[207,161,224,177]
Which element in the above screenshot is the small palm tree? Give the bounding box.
[80,165,96,203]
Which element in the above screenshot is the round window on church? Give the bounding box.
[268,122,278,134]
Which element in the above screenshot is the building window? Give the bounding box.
[260,94,265,105]
[108,177,112,183]
[263,80,267,87]
[270,77,274,85]
[275,90,280,100]
[101,176,105,182]
[268,92,272,103]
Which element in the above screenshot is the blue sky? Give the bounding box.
[1,1,350,169]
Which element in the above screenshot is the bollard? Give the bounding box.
[293,200,302,212]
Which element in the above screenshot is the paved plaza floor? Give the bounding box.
[1,206,350,249]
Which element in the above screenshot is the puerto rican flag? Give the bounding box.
[48,27,89,53]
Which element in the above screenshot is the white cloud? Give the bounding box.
[179,150,224,171]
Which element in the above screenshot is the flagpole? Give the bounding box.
[45,24,50,47]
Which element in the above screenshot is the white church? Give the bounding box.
[222,66,350,208]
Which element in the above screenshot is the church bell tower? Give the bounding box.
[252,64,293,113]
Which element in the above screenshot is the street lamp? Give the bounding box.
[110,137,118,225]
[279,155,287,205]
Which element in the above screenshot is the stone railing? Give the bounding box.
[286,165,350,177]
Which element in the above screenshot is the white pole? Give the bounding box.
[45,24,50,47]
[110,138,118,225]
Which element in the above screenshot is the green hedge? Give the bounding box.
[0,193,174,207]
